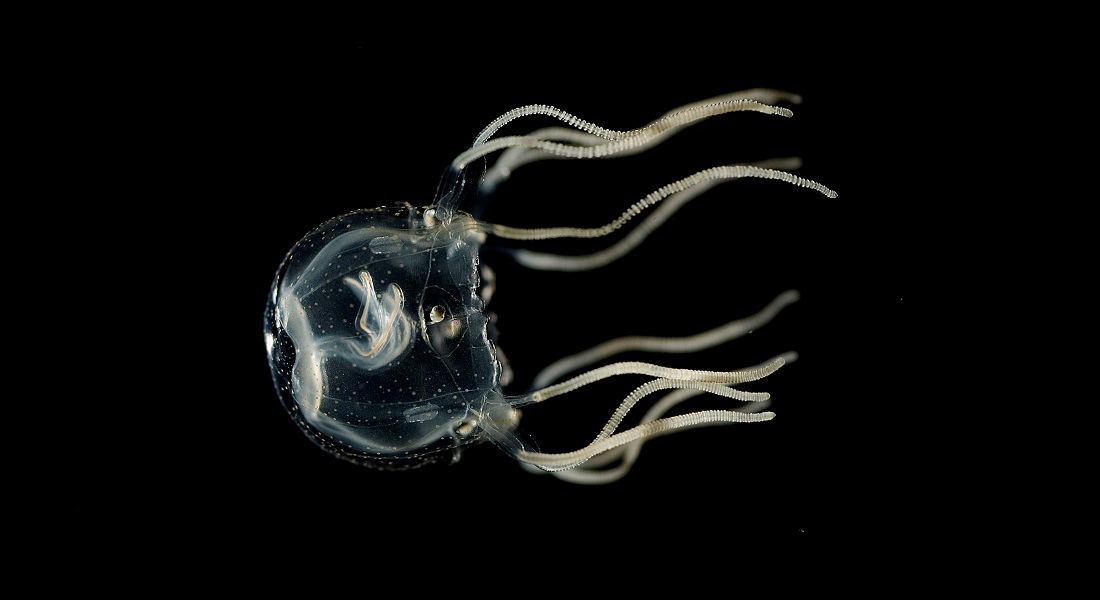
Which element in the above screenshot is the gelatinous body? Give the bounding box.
[264,89,836,483]
[265,205,518,469]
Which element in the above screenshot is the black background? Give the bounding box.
[60,32,919,553]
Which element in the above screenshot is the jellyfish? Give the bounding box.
[263,88,836,484]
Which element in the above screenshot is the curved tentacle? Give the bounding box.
[534,387,774,485]
[477,89,802,192]
[478,165,836,242]
[505,157,805,271]
[531,293,801,390]
[527,354,789,406]
[452,99,792,170]
[518,402,774,473]
[467,91,826,483]
[506,354,791,476]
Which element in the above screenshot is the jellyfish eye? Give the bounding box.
[428,305,446,324]
[421,289,473,358]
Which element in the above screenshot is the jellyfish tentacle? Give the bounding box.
[505,159,803,271]
[453,99,792,169]
[470,88,801,152]
[539,387,773,484]
[478,90,802,191]
[520,388,708,483]
[470,104,627,148]
[517,397,775,474]
[494,349,790,478]
[508,356,789,478]
[525,354,789,406]
[480,127,606,194]
[479,165,835,242]
[595,378,769,444]
[531,291,800,389]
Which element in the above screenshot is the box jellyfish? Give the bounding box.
[264,89,836,484]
